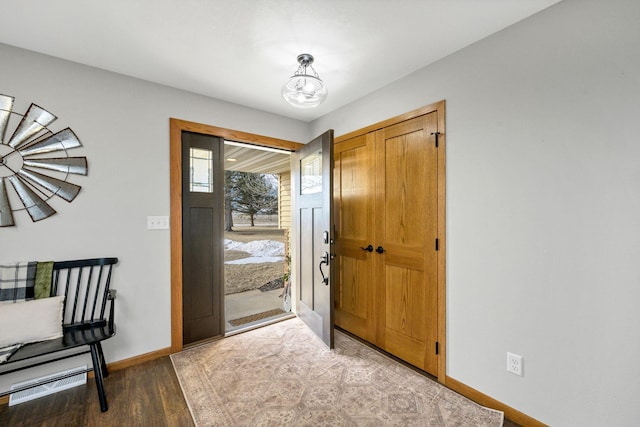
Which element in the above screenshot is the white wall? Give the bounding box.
[0,43,309,385]
[312,0,640,425]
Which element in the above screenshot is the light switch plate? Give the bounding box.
[147,216,169,230]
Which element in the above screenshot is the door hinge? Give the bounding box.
[435,341,439,355]
[431,131,441,148]
[435,238,439,251]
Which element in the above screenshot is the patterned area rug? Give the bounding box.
[171,317,503,426]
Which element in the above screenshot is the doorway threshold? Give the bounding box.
[224,313,296,337]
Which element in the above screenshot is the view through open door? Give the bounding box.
[292,130,334,348]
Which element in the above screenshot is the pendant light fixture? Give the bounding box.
[281,53,328,108]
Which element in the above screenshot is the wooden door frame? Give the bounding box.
[334,100,447,382]
[169,118,303,352]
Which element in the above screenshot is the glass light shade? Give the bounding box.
[281,54,328,108]
[282,74,328,108]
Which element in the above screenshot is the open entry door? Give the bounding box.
[292,130,334,348]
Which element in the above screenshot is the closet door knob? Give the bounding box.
[376,246,386,254]
[360,244,374,252]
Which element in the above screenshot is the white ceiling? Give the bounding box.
[0,0,561,122]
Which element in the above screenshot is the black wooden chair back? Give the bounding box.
[52,257,118,332]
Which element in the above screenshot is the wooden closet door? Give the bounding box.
[375,112,439,374]
[334,133,377,342]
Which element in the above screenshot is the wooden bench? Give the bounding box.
[0,258,118,412]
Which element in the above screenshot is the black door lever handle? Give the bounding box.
[376,246,385,254]
[360,244,374,252]
[319,252,330,285]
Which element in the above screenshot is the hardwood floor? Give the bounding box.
[0,357,193,427]
[0,354,522,426]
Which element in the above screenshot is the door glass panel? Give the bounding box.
[300,150,322,195]
[190,147,213,193]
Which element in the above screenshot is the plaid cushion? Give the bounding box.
[0,262,37,303]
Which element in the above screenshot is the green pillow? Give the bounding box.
[35,261,54,299]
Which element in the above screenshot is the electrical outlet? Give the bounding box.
[507,352,523,376]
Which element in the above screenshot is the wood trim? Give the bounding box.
[106,347,172,373]
[435,101,447,383]
[335,100,446,143]
[445,376,549,427]
[170,118,303,151]
[169,118,303,353]
[170,119,183,353]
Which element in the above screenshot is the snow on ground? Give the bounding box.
[224,239,284,265]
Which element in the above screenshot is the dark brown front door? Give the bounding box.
[292,130,335,348]
[181,131,224,345]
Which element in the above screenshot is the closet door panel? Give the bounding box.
[334,133,376,341]
[385,131,427,246]
[376,112,439,375]
[384,265,427,368]
[339,256,369,319]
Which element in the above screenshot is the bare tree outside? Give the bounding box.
[225,171,278,231]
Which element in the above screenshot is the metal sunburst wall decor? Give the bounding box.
[0,94,87,227]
